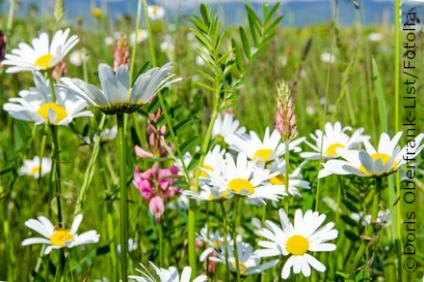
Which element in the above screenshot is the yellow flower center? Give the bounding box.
[151,5,159,15]
[285,234,309,256]
[198,164,214,178]
[253,149,273,161]
[231,261,247,275]
[359,152,393,176]
[269,174,286,185]
[34,54,54,68]
[50,228,75,247]
[31,166,41,175]
[325,143,346,157]
[228,178,255,195]
[37,103,68,124]
[91,7,102,17]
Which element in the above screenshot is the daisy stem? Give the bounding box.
[74,114,106,215]
[50,125,63,226]
[219,201,230,282]
[38,125,48,188]
[117,113,129,282]
[232,197,241,282]
[284,139,290,213]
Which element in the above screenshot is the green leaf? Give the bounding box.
[239,27,251,58]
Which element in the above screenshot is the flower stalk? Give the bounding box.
[117,113,129,282]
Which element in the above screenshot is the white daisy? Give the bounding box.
[3,72,92,126]
[227,127,304,163]
[2,28,79,73]
[320,52,336,64]
[59,63,180,115]
[267,160,311,196]
[319,132,424,178]
[199,146,225,179]
[368,32,384,43]
[212,113,246,143]
[69,49,89,66]
[147,5,165,21]
[301,122,369,160]
[184,184,231,202]
[85,126,118,144]
[22,214,100,255]
[129,261,206,282]
[130,30,149,45]
[206,152,283,202]
[211,235,278,276]
[197,226,227,262]
[255,209,338,279]
[19,156,52,179]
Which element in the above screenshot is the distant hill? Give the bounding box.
[1,0,424,27]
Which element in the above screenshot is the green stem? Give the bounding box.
[219,201,230,282]
[50,125,65,280]
[232,198,241,282]
[143,0,157,68]
[129,0,143,84]
[117,113,129,282]
[74,114,106,215]
[158,222,164,267]
[6,0,16,32]
[284,139,290,212]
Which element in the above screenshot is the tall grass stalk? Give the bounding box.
[394,0,403,280]
[74,114,106,215]
[117,113,129,282]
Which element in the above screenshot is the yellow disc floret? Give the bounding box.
[285,234,309,256]
[37,103,68,124]
[325,143,346,157]
[50,228,75,247]
[253,149,273,161]
[228,178,255,195]
[34,54,54,68]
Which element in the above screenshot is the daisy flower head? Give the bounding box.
[184,184,231,202]
[212,113,246,144]
[319,132,424,178]
[211,235,278,276]
[197,226,226,262]
[198,145,225,179]
[19,156,52,179]
[59,63,180,115]
[147,5,165,21]
[3,72,92,126]
[22,214,100,255]
[227,127,304,163]
[301,122,369,160]
[129,261,207,282]
[267,160,311,196]
[206,152,283,202]
[255,209,338,279]
[2,28,79,73]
